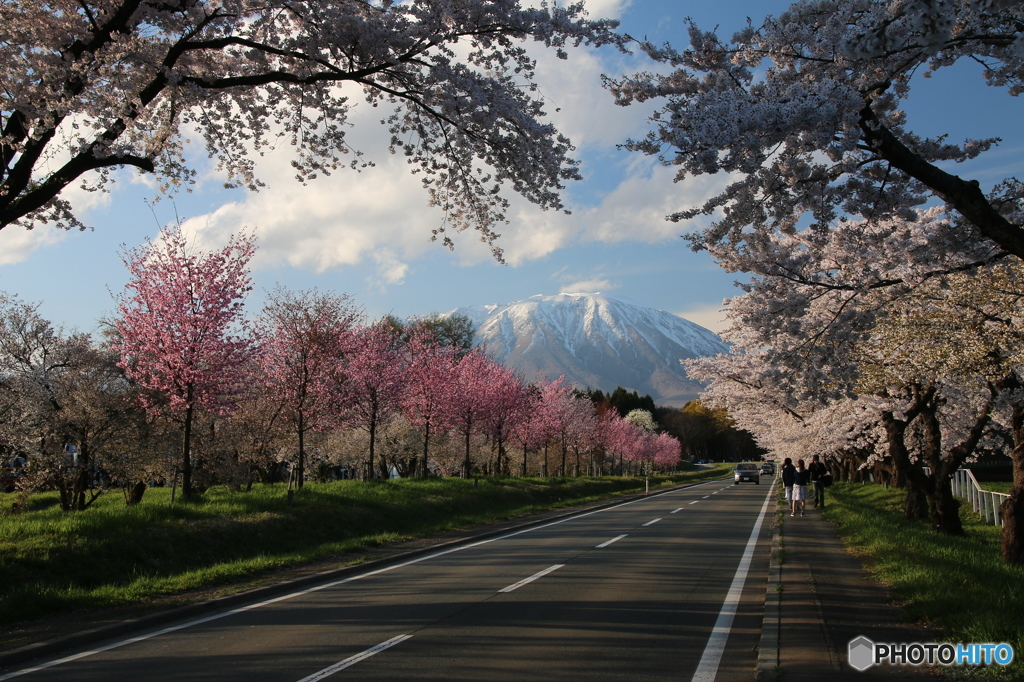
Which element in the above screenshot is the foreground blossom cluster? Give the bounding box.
[0,225,681,506]
[609,0,1024,563]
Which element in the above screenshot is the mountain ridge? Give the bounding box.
[445,293,727,407]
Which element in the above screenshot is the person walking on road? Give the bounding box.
[808,454,828,509]
[792,459,811,516]
[781,458,796,512]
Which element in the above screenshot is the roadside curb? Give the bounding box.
[0,476,727,671]
[756,487,782,682]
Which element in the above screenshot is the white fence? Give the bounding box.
[952,468,1011,527]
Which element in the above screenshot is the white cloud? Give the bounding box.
[675,303,729,334]
[0,226,69,265]
[559,278,618,293]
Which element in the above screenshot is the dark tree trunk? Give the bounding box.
[127,481,147,505]
[1001,396,1024,565]
[297,410,305,490]
[181,402,194,499]
[881,409,930,521]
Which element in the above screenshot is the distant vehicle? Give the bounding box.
[761,461,776,475]
[734,462,761,485]
[697,459,710,465]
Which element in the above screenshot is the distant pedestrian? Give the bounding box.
[781,457,795,508]
[792,459,811,516]
[808,454,828,509]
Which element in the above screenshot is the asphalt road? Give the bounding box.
[1,476,776,682]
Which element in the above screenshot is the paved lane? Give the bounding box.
[1,477,775,682]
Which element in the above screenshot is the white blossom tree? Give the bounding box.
[607,0,1023,262]
[1,0,623,256]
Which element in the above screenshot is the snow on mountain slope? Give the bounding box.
[445,293,728,407]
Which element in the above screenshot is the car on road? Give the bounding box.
[734,462,761,485]
[760,461,776,475]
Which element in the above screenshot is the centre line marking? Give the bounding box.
[297,635,412,681]
[670,508,684,514]
[702,495,710,499]
[596,534,628,548]
[689,500,700,505]
[499,564,564,593]
[642,518,662,526]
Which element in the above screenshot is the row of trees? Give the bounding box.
[1,225,683,510]
[609,0,1024,564]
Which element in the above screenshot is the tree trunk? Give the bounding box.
[1001,397,1024,565]
[127,481,147,505]
[181,402,194,499]
[421,421,431,478]
[881,409,930,521]
[297,410,305,490]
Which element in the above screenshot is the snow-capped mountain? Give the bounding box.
[446,293,729,407]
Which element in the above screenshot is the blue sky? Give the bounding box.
[2,0,1021,336]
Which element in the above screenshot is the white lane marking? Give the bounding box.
[712,491,719,495]
[702,495,710,499]
[596,534,628,548]
[499,564,564,593]
[690,485,774,682]
[642,518,662,527]
[689,500,700,505]
[0,477,730,680]
[670,508,684,514]
[296,635,412,681]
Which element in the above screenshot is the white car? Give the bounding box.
[734,462,761,484]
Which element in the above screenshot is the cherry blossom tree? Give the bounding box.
[344,320,406,479]
[2,0,623,255]
[113,224,255,498]
[448,348,503,477]
[401,324,458,477]
[257,287,360,489]
[479,365,529,475]
[608,0,1024,261]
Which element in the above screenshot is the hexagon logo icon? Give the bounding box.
[848,636,875,671]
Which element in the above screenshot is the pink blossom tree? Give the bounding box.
[536,376,572,476]
[345,320,407,479]
[114,225,255,498]
[448,349,503,477]
[479,365,529,475]
[258,287,360,489]
[401,325,458,477]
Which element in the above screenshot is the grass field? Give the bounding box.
[824,483,1024,680]
[0,467,729,628]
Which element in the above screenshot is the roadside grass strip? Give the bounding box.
[596,534,628,548]
[825,483,1024,681]
[296,635,413,681]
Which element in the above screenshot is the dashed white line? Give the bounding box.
[297,635,412,681]
[702,495,710,499]
[670,508,684,514]
[596,534,628,548]
[689,500,700,505]
[499,564,564,593]
[642,518,662,527]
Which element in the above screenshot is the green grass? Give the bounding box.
[0,467,729,627]
[824,483,1024,680]
[981,481,1013,495]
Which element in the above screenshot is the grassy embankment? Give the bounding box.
[824,482,1024,680]
[0,466,729,628]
